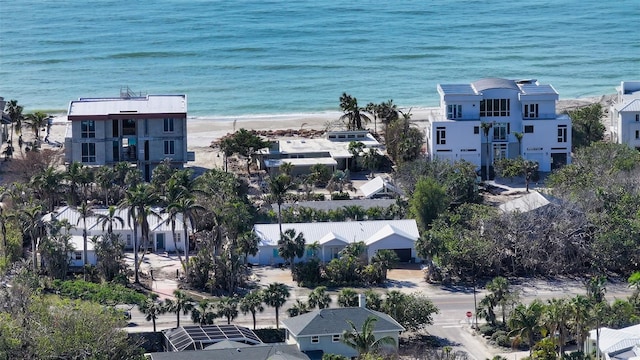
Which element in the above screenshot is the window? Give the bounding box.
[81,143,96,163]
[557,125,567,143]
[81,120,95,138]
[74,252,82,260]
[164,118,174,132]
[636,114,640,122]
[636,130,639,139]
[524,125,534,133]
[332,334,341,342]
[311,336,319,344]
[273,249,279,258]
[524,104,539,119]
[447,104,462,119]
[164,140,175,155]
[175,233,181,242]
[480,99,510,117]
[493,123,508,141]
[126,234,132,247]
[436,127,446,145]
[474,126,479,134]
[493,143,507,161]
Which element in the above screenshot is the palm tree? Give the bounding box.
[17,205,45,270]
[481,122,493,180]
[286,300,310,317]
[119,183,159,283]
[342,316,396,356]
[370,250,398,282]
[95,166,116,206]
[508,300,544,356]
[239,290,264,330]
[95,205,125,237]
[76,201,95,280]
[166,195,204,280]
[306,241,321,260]
[5,99,23,150]
[543,298,570,356]
[237,231,259,265]
[339,93,371,131]
[364,289,382,311]
[279,161,294,176]
[263,282,290,329]
[477,294,497,326]
[383,291,407,320]
[278,228,306,273]
[164,290,194,328]
[586,275,607,304]
[569,295,592,353]
[139,296,166,333]
[268,174,294,239]
[308,286,332,309]
[486,276,512,324]
[216,296,239,325]
[65,162,90,205]
[24,111,49,143]
[190,300,217,325]
[30,166,64,212]
[338,288,359,307]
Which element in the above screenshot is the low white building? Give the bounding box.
[585,324,640,360]
[259,130,381,176]
[610,81,640,148]
[426,78,572,175]
[251,219,420,265]
[48,206,187,255]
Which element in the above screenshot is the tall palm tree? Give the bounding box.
[139,296,166,333]
[339,93,371,131]
[569,295,592,353]
[342,316,396,356]
[23,111,49,143]
[65,162,90,206]
[263,282,290,329]
[166,195,204,280]
[95,166,116,206]
[5,99,23,150]
[217,296,239,325]
[163,289,194,328]
[119,183,159,283]
[30,166,64,212]
[278,228,306,273]
[76,201,95,280]
[268,174,294,239]
[239,290,265,330]
[308,286,332,309]
[486,276,512,324]
[481,122,493,180]
[543,298,570,356]
[508,300,544,356]
[17,205,45,271]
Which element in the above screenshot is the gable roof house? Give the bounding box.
[281,306,404,359]
[426,78,571,176]
[46,206,187,265]
[64,91,193,182]
[610,81,640,149]
[252,219,420,265]
[585,324,640,360]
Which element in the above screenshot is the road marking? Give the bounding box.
[442,325,463,328]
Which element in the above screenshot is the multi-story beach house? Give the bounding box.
[64,90,193,181]
[610,81,640,149]
[425,78,572,175]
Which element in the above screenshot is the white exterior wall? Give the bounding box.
[522,117,572,172]
[68,250,97,267]
[611,81,640,147]
[428,120,482,168]
[292,331,400,358]
[366,235,420,263]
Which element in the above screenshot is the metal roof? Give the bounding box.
[253,219,419,247]
[164,325,262,352]
[68,94,187,117]
[48,206,185,233]
[275,199,397,212]
[147,343,309,360]
[617,99,640,112]
[281,307,404,337]
[359,176,403,199]
[518,84,558,95]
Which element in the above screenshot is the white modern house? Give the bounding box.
[47,206,188,266]
[251,219,420,265]
[281,306,404,359]
[426,78,572,175]
[64,90,194,182]
[610,81,640,148]
[258,130,381,176]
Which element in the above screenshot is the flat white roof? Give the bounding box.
[264,158,337,168]
[278,137,379,157]
[68,95,187,117]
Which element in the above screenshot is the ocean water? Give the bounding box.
[0,0,638,118]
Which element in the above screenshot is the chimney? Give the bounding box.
[358,293,366,308]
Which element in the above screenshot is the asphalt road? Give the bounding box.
[124,254,635,359]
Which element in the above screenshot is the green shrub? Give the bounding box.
[50,280,146,305]
[331,192,350,200]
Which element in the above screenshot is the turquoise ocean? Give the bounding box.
[0,0,638,118]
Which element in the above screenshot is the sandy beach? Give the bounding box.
[39,95,613,174]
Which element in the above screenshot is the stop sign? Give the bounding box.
[466,311,473,318]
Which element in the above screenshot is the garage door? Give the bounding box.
[392,248,412,263]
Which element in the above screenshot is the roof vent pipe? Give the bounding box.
[358,293,366,308]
